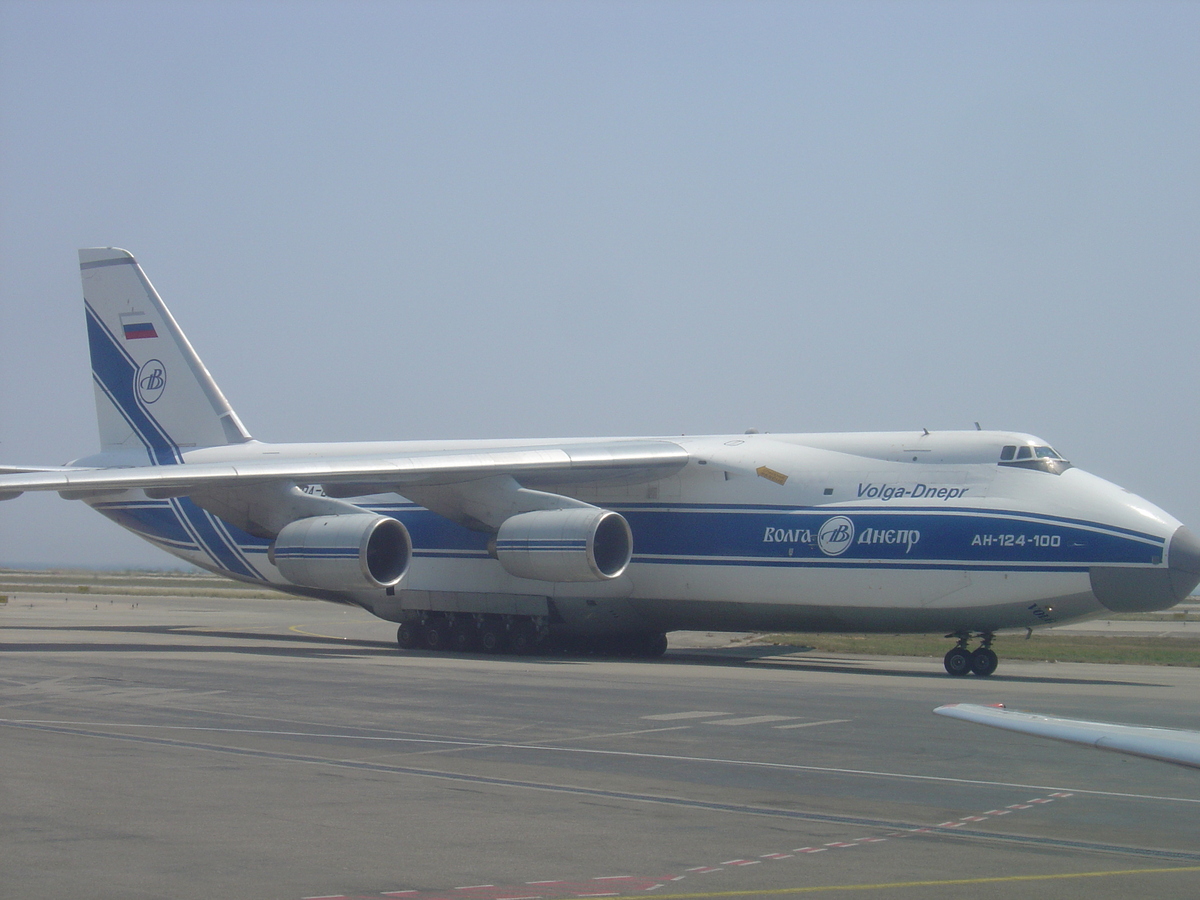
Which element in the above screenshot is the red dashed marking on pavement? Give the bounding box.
[346,792,1070,900]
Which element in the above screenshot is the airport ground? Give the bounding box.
[2,579,1199,900]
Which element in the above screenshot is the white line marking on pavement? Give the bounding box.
[7,718,1198,805]
[641,712,730,721]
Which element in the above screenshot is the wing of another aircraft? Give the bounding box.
[934,703,1200,770]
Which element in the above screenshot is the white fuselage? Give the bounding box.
[85,429,1184,636]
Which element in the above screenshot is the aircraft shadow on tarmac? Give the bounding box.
[0,623,1163,686]
[663,646,1160,686]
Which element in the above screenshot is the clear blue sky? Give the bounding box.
[1,0,1197,568]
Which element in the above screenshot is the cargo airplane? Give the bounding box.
[2,249,1198,676]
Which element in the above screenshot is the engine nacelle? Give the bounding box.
[495,508,632,582]
[270,514,410,591]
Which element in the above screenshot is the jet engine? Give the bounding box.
[270,514,411,591]
[494,507,632,582]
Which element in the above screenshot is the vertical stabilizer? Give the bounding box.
[79,248,252,463]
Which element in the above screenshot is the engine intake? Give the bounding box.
[495,508,632,582]
[271,514,410,591]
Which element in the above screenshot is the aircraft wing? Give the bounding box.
[0,440,690,500]
[934,703,1200,770]
[0,465,82,475]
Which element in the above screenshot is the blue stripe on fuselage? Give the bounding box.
[375,503,1161,569]
[615,507,1160,567]
[93,498,268,580]
[93,497,1165,581]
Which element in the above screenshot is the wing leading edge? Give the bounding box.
[0,440,690,501]
[934,703,1200,770]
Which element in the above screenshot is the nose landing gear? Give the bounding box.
[944,631,998,677]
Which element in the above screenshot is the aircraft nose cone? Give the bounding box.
[1167,525,1200,597]
[1090,525,1200,613]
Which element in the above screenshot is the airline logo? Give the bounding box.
[764,517,923,556]
[817,516,855,556]
[136,359,166,404]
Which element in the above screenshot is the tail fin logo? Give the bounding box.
[136,359,167,405]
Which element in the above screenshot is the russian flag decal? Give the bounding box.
[121,314,158,340]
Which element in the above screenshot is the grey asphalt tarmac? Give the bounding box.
[2,593,1199,900]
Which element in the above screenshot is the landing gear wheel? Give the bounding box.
[397,622,419,650]
[422,621,447,651]
[508,622,539,655]
[944,646,972,676]
[970,647,999,677]
[477,622,506,653]
[449,624,477,653]
[627,631,669,659]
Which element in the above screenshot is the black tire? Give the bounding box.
[422,621,447,651]
[642,632,669,658]
[397,622,420,650]
[944,647,972,676]
[970,647,999,677]
[508,622,539,654]
[449,624,477,653]
[478,622,506,653]
[625,631,669,658]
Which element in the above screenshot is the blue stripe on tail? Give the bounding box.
[86,301,180,465]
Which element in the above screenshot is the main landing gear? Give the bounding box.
[395,612,669,659]
[943,631,998,677]
[397,613,545,655]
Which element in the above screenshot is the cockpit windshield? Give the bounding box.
[999,444,1071,474]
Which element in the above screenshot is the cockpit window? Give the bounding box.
[998,443,1072,474]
